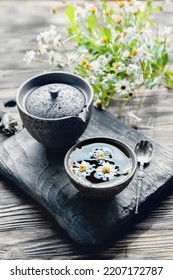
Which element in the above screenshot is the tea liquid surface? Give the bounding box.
[69,142,133,188]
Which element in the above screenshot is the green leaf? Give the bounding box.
[166,79,173,87]
[164,70,173,78]
[164,70,173,87]
[101,0,107,11]
[101,27,112,40]
[146,77,161,89]
[87,13,97,31]
[65,5,78,33]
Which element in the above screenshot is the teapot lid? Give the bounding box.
[25,83,86,119]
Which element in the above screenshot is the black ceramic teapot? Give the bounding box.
[16,72,93,148]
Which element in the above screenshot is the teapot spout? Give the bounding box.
[78,105,92,122]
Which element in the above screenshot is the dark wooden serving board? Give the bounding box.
[0,107,173,246]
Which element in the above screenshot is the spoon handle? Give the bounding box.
[135,163,144,214]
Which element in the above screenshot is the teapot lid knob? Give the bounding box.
[48,85,59,99]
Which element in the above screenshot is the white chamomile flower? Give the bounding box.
[90,61,100,71]
[85,3,97,14]
[97,55,109,66]
[37,44,48,55]
[98,69,104,75]
[114,62,126,73]
[125,0,141,14]
[75,3,97,22]
[48,50,56,64]
[94,162,119,181]
[126,63,140,75]
[74,6,87,22]
[79,47,88,56]
[131,45,152,62]
[49,25,57,38]
[104,73,115,82]
[48,51,63,65]
[106,73,115,81]
[118,1,127,9]
[87,75,97,85]
[90,147,112,160]
[37,25,57,45]
[103,9,111,21]
[73,161,94,178]
[23,50,35,65]
[101,82,110,91]
[115,80,131,95]
[66,53,78,65]
[114,17,124,25]
[115,32,125,44]
[122,50,130,59]
[53,33,62,49]
[123,27,138,44]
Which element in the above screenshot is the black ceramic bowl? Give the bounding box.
[64,137,137,199]
[16,72,93,148]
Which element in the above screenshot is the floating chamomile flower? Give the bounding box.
[94,162,119,181]
[72,161,94,178]
[90,147,112,160]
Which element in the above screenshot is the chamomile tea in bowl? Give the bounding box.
[64,137,137,199]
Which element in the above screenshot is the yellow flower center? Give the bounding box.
[123,31,127,37]
[132,49,138,56]
[105,10,110,16]
[102,166,111,174]
[128,1,134,6]
[90,7,97,13]
[79,164,87,172]
[37,47,41,53]
[116,17,122,24]
[82,58,87,65]
[116,34,121,40]
[118,1,125,8]
[51,7,57,14]
[98,153,105,159]
[86,63,91,70]
[101,36,108,43]
[115,63,120,69]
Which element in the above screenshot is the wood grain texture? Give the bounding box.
[0,0,173,259]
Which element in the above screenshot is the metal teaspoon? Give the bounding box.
[135,140,153,214]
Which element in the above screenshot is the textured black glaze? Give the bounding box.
[16,72,93,148]
[25,83,86,118]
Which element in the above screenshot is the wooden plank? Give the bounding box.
[0,108,173,246]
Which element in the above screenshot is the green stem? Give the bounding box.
[117,99,130,118]
[33,58,49,63]
[111,96,131,101]
[62,34,78,44]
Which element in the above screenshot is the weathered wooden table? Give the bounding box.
[0,0,173,259]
